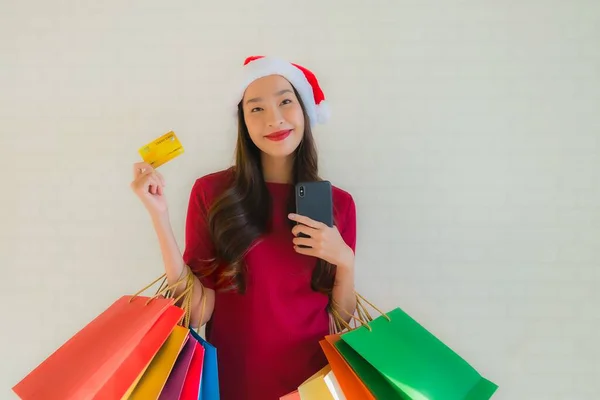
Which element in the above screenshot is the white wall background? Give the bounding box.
[2,0,599,398]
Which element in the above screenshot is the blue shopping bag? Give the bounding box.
[189,329,219,400]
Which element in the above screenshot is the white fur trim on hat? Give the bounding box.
[315,100,330,125]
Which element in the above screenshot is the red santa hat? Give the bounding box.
[234,56,330,126]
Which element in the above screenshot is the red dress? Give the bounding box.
[182,169,357,400]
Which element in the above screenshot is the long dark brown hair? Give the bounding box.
[203,86,336,297]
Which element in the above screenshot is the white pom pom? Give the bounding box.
[315,101,330,124]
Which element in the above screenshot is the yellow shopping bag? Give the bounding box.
[125,325,189,399]
[297,365,346,400]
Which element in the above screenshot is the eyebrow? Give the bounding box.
[245,89,293,104]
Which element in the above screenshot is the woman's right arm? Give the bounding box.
[131,162,215,328]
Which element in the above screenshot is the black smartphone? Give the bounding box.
[295,181,333,246]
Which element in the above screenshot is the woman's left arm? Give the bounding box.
[289,200,357,322]
[330,251,357,322]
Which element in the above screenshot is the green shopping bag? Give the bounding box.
[332,294,498,400]
[333,336,404,399]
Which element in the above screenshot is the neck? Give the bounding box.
[261,153,294,184]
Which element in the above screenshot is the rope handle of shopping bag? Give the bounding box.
[331,303,367,331]
[199,281,207,329]
[331,291,391,333]
[129,266,193,306]
[178,266,209,330]
[127,266,198,328]
[355,291,390,322]
[331,300,371,333]
[178,270,194,328]
[129,273,184,302]
[172,266,212,330]
[331,298,374,333]
[154,263,191,297]
[174,265,209,330]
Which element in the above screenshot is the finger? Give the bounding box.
[141,171,159,186]
[133,169,154,186]
[292,224,318,238]
[288,213,326,229]
[293,245,316,257]
[153,175,165,195]
[155,171,166,187]
[151,173,165,193]
[147,181,156,195]
[133,162,153,179]
[292,236,314,247]
[147,175,161,194]
[131,171,153,191]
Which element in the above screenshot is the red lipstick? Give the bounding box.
[265,129,292,141]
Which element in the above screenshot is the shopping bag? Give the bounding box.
[190,328,219,400]
[323,369,346,400]
[333,334,404,399]
[93,304,185,399]
[320,335,375,400]
[12,291,176,400]
[280,391,301,400]
[297,364,346,400]
[334,293,499,400]
[170,267,218,400]
[179,340,205,400]
[126,270,201,400]
[127,325,190,399]
[297,365,334,400]
[158,332,197,399]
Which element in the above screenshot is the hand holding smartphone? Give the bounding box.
[294,181,333,247]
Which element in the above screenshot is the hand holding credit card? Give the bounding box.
[138,131,184,168]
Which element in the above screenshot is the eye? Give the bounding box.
[281,99,293,105]
[251,107,263,113]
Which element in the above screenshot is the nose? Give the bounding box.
[266,107,284,127]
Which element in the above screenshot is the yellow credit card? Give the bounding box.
[138,131,184,168]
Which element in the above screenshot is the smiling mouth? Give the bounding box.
[265,129,292,141]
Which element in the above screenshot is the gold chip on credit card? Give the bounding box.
[138,131,184,168]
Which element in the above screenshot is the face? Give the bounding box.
[241,75,305,159]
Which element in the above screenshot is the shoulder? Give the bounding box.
[331,183,355,209]
[330,183,357,246]
[194,168,234,190]
[330,182,356,225]
[189,167,235,206]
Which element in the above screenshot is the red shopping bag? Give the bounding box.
[13,295,174,400]
[158,331,197,399]
[92,304,185,399]
[180,340,205,400]
[12,271,197,400]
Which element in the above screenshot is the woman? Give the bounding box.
[131,56,357,400]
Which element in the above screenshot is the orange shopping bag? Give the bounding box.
[12,273,191,400]
[320,335,375,400]
[280,390,300,399]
